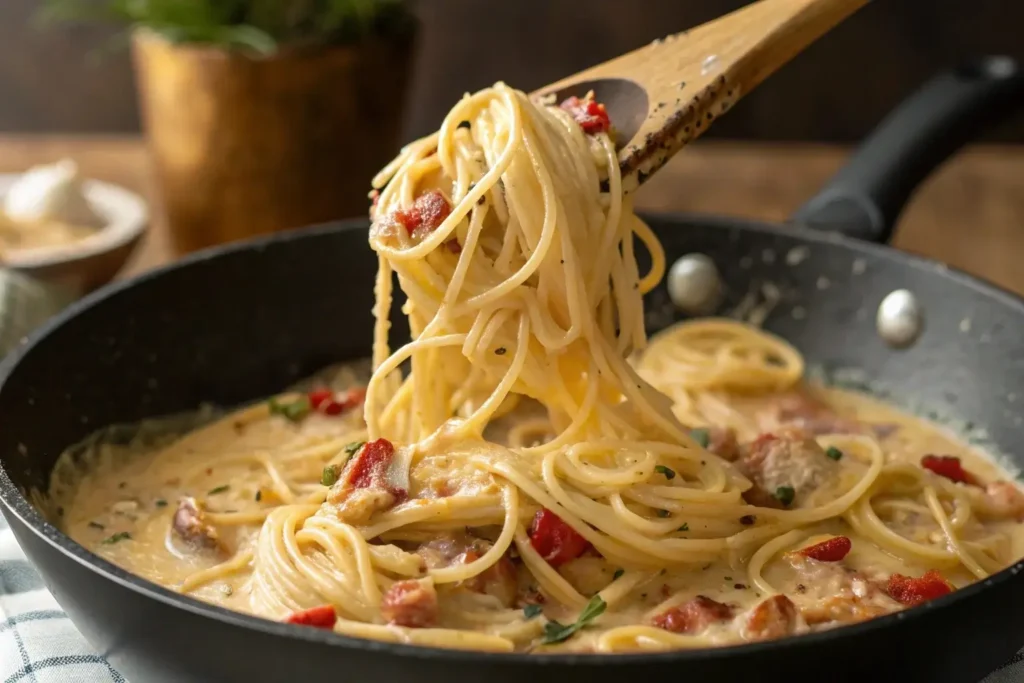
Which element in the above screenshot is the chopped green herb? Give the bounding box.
[826,446,843,461]
[208,485,230,495]
[268,396,312,422]
[154,499,168,508]
[344,441,366,457]
[255,491,263,502]
[724,576,733,581]
[612,569,625,580]
[523,603,543,619]
[102,531,131,545]
[656,509,670,518]
[655,465,676,480]
[774,486,796,507]
[539,595,607,645]
[88,521,105,530]
[321,464,340,487]
[677,523,689,532]
[691,428,710,448]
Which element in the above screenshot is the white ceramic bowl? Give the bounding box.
[0,174,149,293]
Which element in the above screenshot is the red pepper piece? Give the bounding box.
[307,387,366,416]
[886,570,953,606]
[921,455,978,486]
[528,509,590,567]
[395,190,451,235]
[284,604,337,629]
[560,96,612,134]
[799,536,852,562]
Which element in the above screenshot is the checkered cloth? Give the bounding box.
[0,513,1022,682]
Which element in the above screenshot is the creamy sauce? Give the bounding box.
[53,363,1024,651]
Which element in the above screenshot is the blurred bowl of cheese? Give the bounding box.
[0,159,148,293]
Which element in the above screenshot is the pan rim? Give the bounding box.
[1,212,1022,667]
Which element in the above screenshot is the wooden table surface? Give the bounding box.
[1,135,1022,295]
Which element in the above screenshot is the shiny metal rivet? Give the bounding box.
[877,289,923,348]
[668,253,723,315]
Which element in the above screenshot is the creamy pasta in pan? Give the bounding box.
[53,84,1024,653]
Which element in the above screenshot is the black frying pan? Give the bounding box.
[1,58,1023,683]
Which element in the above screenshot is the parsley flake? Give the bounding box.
[208,485,230,495]
[154,499,168,508]
[268,396,312,422]
[344,441,366,457]
[774,486,796,507]
[690,428,710,448]
[612,569,625,580]
[523,603,543,619]
[102,531,131,545]
[826,446,844,461]
[677,523,689,532]
[321,464,340,487]
[655,465,676,480]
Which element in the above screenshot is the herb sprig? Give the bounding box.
[539,595,607,645]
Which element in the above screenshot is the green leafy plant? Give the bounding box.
[40,0,414,55]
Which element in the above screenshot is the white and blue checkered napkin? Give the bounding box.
[1,512,1022,682]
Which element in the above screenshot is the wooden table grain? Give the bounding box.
[1,135,1021,295]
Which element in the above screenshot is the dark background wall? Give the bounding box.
[3,0,1022,141]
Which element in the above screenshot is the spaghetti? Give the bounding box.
[56,84,1024,654]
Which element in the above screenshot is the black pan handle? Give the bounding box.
[792,56,1024,243]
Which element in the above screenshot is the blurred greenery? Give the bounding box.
[40,0,414,54]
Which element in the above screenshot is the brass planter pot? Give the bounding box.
[132,30,414,254]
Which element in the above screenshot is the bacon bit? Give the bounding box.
[651,595,734,634]
[395,190,452,236]
[381,580,439,628]
[978,481,1024,521]
[285,605,338,630]
[798,536,852,562]
[560,96,612,134]
[172,497,222,552]
[308,387,366,416]
[459,549,518,607]
[529,509,590,567]
[743,595,801,641]
[921,455,978,486]
[886,570,953,606]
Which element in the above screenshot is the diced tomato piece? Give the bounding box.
[395,190,451,235]
[886,570,953,606]
[528,509,590,567]
[346,438,397,491]
[921,455,978,486]
[560,96,611,134]
[307,387,365,416]
[799,536,852,562]
[651,595,733,634]
[284,604,337,629]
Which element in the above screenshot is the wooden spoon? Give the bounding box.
[538,0,868,192]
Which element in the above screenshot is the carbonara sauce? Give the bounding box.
[53,362,1024,651]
